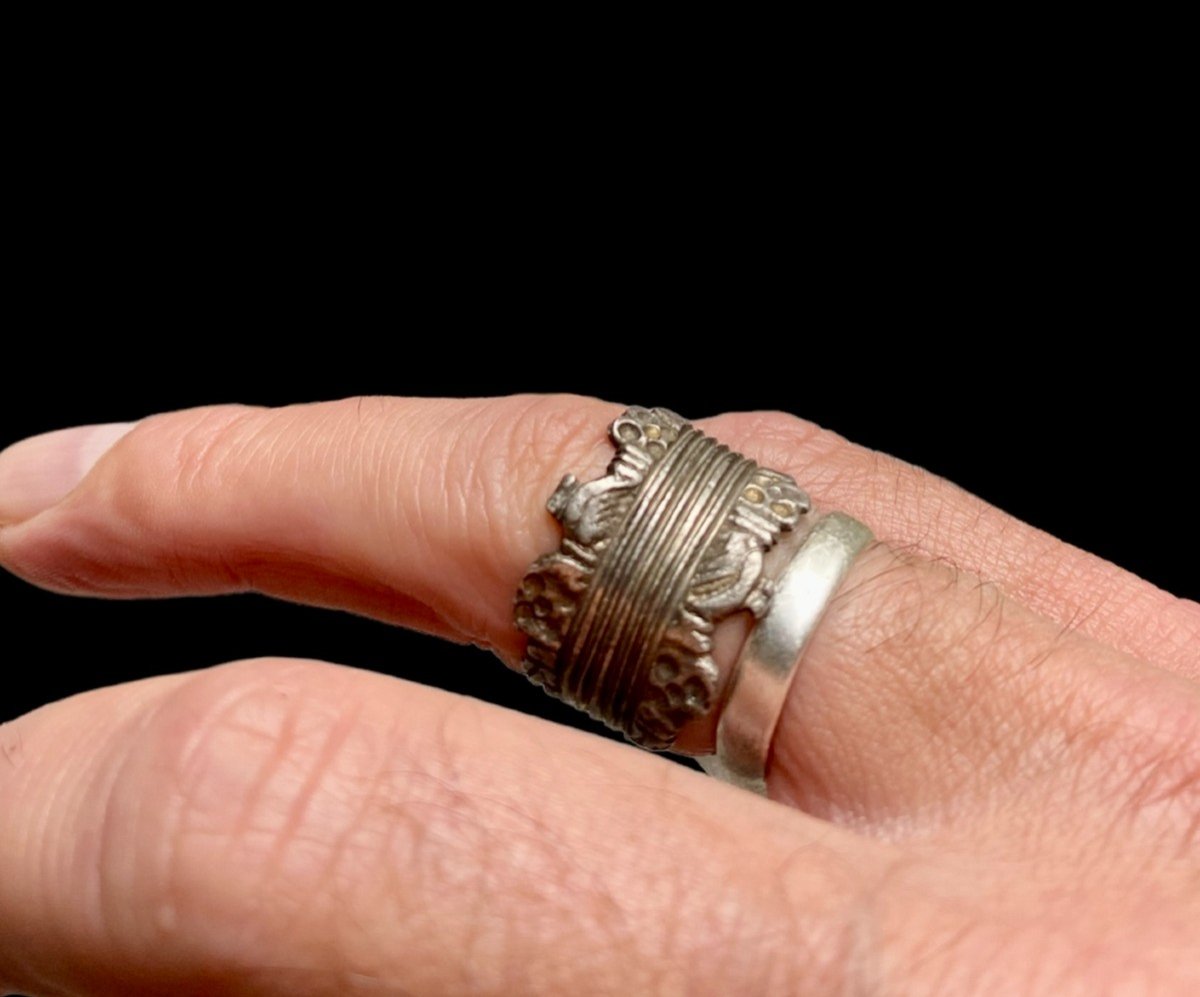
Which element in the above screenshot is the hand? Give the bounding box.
[1,395,1197,995]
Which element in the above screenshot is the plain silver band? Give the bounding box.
[698,512,874,794]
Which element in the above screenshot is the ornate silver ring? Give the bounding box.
[514,406,873,792]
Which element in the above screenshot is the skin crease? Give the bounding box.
[0,394,1195,995]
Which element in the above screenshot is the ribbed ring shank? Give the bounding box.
[514,407,812,751]
[563,431,750,734]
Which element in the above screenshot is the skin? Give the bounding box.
[0,394,1197,995]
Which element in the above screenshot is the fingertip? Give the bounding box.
[0,422,136,526]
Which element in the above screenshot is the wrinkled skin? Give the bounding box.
[0,395,1197,995]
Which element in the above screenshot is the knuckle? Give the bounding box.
[707,410,825,480]
[108,405,262,513]
[107,659,544,983]
[704,409,948,542]
[1097,691,1200,843]
[0,405,263,595]
[713,409,814,445]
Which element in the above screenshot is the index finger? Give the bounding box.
[0,394,1194,675]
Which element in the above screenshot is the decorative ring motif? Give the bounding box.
[514,406,810,750]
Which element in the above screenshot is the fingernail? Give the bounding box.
[0,422,135,525]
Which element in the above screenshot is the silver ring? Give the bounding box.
[513,406,871,789]
[697,513,874,794]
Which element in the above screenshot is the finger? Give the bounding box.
[1,399,1197,835]
[0,658,884,996]
[770,541,1200,842]
[0,396,1194,678]
[0,397,622,653]
[701,410,1200,680]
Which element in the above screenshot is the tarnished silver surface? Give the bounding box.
[514,407,810,750]
[698,512,874,793]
